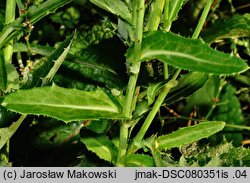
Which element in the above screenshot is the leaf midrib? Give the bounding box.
[4,102,119,113]
[141,50,243,68]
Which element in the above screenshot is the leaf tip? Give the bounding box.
[1,101,7,107]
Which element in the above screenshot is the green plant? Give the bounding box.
[0,0,249,167]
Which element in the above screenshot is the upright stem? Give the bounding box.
[3,0,16,64]
[128,73,179,154]
[2,0,16,161]
[128,0,213,154]
[123,0,144,118]
[117,0,145,166]
[192,0,213,39]
[163,0,170,79]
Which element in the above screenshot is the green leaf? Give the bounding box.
[53,73,97,91]
[0,115,26,149]
[143,137,166,167]
[5,64,19,93]
[30,120,83,149]
[69,19,116,55]
[147,81,167,105]
[81,130,118,164]
[125,154,155,167]
[168,0,187,21]
[85,120,110,134]
[147,79,178,105]
[164,0,186,29]
[179,140,233,167]
[214,84,244,146]
[166,72,209,104]
[0,152,12,167]
[50,7,80,29]
[235,74,250,86]
[220,145,250,166]
[21,34,74,88]
[126,31,249,75]
[185,76,222,117]
[62,37,126,89]
[0,0,72,48]
[90,0,131,23]
[13,43,52,56]
[41,32,75,87]
[202,14,250,43]
[155,121,225,151]
[0,106,15,128]
[180,140,250,167]
[133,100,150,119]
[1,84,123,122]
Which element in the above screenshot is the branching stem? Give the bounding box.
[128,0,213,154]
[117,0,145,166]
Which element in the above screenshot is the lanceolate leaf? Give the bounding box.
[41,32,75,86]
[13,43,52,57]
[202,14,250,43]
[185,76,222,116]
[61,37,127,89]
[125,154,155,167]
[164,0,186,29]
[90,0,131,23]
[81,130,118,164]
[169,0,186,21]
[31,120,84,149]
[1,84,123,122]
[13,37,127,89]
[21,34,74,88]
[155,121,225,151]
[166,72,209,104]
[86,120,110,134]
[126,31,249,75]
